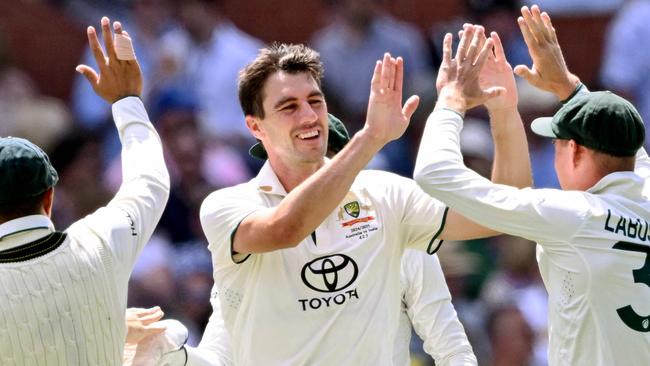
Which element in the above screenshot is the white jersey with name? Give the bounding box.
[200,163,446,365]
[414,109,650,366]
[0,98,169,365]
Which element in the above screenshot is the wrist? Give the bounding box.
[436,89,467,115]
[356,127,388,153]
[554,74,581,101]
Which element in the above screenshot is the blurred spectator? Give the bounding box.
[167,0,263,149]
[600,0,650,147]
[516,80,561,188]
[0,32,71,150]
[311,0,435,175]
[481,236,547,366]
[48,132,112,229]
[486,305,535,366]
[148,88,251,245]
[70,0,179,131]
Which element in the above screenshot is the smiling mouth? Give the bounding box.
[298,130,320,140]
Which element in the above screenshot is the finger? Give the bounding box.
[517,16,537,49]
[530,5,552,43]
[467,26,485,64]
[100,16,118,61]
[394,57,404,93]
[136,306,163,317]
[455,24,474,61]
[370,60,382,90]
[138,310,165,324]
[387,57,397,90]
[113,21,123,35]
[146,323,167,332]
[75,65,99,86]
[520,7,540,45]
[490,32,506,62]
[86,26,107,68]
[541,12,558,44]
[524,5,548,43]
[380,53,392,90]
[474,37,493,68]
[441,33,453,65]
[402,95,420,120]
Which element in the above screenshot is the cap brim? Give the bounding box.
[530,117,557,139]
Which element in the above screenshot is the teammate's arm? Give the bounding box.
[402,251,477,365]
[230,55,419,254]
[75,17,170,265]
[436,27,531,241]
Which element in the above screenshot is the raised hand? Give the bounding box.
[479,32,518,112]
[436,24,505,114]
[76,17,143,103]
[364,53,420,144]
[514,5,580,100]
[125,306,166,344]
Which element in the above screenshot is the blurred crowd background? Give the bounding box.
[1,0,648,364]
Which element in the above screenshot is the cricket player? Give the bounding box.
[414,7,650,365]
[0,17,169,364]
[195,39,530,364]
[124,117,477,365]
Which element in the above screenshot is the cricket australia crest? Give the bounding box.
[344,201,360,218]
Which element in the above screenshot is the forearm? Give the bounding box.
[112,97,169,190]
[236,130,384,252]
[487,106,532,188]
[109,97,170,239]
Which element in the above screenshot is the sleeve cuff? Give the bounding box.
[111,96,152,132]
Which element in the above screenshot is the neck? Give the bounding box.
[269,157,325,193]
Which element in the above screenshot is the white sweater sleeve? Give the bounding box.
[402,250,477,365]
[413,109,586,244]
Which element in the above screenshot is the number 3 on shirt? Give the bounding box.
[613,241,650,332]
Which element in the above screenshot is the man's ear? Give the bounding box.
[246,115,264,140]
[569,140,586,168]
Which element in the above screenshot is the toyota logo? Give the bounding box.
[301,254,359,293]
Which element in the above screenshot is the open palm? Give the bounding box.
[479,32,518,111]
[365,53,420,143]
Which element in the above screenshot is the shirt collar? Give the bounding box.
[254,158,332,197]
[254,161,289,197]
[587,171,645,198]
[0,215,54,241]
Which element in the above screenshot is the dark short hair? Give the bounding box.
[0,190,48,222]
[238,43,324,118]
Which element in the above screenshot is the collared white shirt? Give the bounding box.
[200,160,447,365]
[415,109,650,366]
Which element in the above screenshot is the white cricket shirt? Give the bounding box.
[200,162,446,365]
[414,109,650,366]
[0,97,169,365]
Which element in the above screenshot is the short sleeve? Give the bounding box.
[200,186,263,268]
[387,174,448,254]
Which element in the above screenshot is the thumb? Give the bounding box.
[76,65,99,86]
[513,65,535,82]
[402,95,420,120]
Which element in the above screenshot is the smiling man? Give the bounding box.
[194,41,529,365]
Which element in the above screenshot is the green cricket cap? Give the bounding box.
[249,113,350,160]
[0,137,58,204]
[531,91,645,157]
